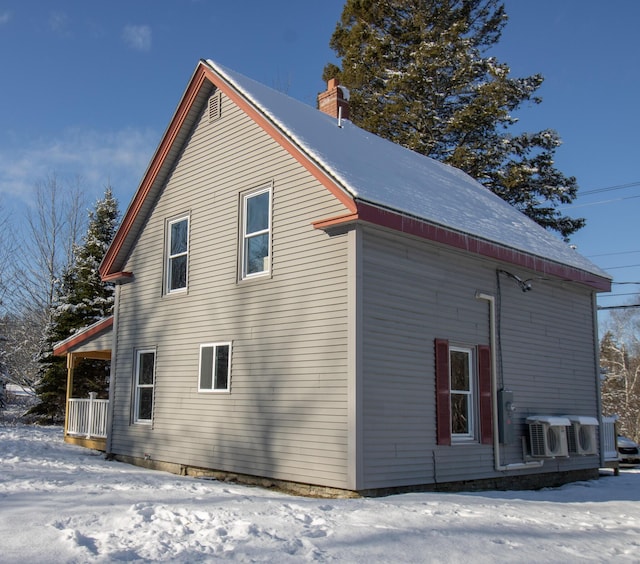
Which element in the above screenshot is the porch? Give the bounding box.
[53,317,114,451]
[601,415,619,475]
[63,350,111,451]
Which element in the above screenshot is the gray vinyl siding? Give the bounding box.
[359,226,600,489]
[109,91,351,488]
[68,327,113,354]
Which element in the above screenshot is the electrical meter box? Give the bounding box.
[498,389,516,444]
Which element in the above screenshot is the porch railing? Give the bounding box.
[601,415,618,462]
[67,393,108,439]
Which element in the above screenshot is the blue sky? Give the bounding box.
[1,1,638,318]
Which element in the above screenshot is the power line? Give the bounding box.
[561,193,640,210]
[586,250,640,259]
[602,264,640,270]
[598,292,640,298]
[598,304,640,310]
[580,181,640,196]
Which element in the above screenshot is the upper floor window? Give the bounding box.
[241,186,271,279]
[166,216,189,293]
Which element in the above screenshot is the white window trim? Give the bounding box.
[165,215,190,294]
[450,345,475,442]
[198,342,232,393]
[240,185,272,280]
[134,348,156,424]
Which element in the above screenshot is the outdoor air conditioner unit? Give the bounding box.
[527,416,570,458]
[565,415,599,455]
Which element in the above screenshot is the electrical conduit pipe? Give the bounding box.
[475,292,543,471]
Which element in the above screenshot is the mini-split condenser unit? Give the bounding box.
[527,416,570,458]
[565,415,599,455]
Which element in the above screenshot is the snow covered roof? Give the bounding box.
[101,59,610,290]
[205,59,610,286]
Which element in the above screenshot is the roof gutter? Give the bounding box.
[314,201,610,292]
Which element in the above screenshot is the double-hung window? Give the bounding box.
[435,339,492,446]
[199,343,232,392]
[134,349,156,423]
[166,216,189,293]
[241,186,271,279]
[450,346,474,439]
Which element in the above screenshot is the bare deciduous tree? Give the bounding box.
[600,308,640,441]
[2,175,86,391]
[15,175,86,319]
[0,195,13,388]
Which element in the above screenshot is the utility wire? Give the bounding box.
[586,250,640,258]
[602,264,640,270]
[580,181,640,196]
[558,181,640,209]
[561,193,640,209]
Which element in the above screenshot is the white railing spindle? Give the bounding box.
[67,395,109,439]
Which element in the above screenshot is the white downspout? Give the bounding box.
[475,292,543,471]
[105,283,121,455]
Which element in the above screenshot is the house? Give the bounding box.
[55,59,612,496]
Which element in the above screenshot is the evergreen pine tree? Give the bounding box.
[30,187,119,422]
[324,0,584,239]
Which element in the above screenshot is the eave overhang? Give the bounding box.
[102,271,133,283]
[313,201,612,293]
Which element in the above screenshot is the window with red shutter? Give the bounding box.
[435,338,451,445]
[434,339,493,446]
[477,344,493,445]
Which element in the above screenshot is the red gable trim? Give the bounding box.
[314,201,611,292]
[312,212,360,230]
[100,66,209,279]
[53,317,114,356]
[102,271,133,283]
[101,61,356,279]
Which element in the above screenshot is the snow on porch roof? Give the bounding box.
[205,59,609,283]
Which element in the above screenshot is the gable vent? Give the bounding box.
[208,91,222,123]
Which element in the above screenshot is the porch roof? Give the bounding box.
[53,317,113,356]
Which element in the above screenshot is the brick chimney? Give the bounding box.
[318,78,350,121]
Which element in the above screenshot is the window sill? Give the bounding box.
[451,437,478,445]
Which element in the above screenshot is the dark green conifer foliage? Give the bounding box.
[30,188,119,422]
[325,0,583,239]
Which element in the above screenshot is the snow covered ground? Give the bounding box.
[2,405,640,563]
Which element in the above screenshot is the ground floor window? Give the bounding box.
[435,339,493,445]
[450,345,474,438]
[134,349,156,423]
[199,343,231,392]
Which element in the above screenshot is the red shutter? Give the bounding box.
[477,344,493,445]
[435,338,451,446]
